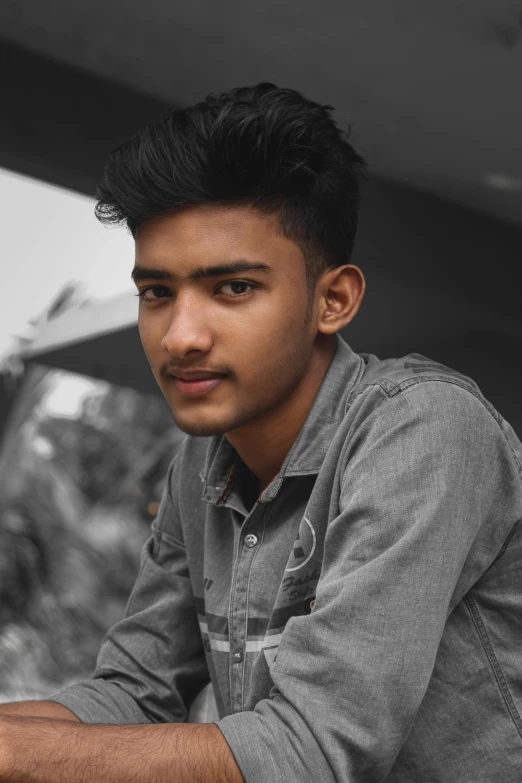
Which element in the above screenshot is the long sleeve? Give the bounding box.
[48,451,210,725]
[218,381,522,782]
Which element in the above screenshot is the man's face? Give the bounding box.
[133,203,322,439]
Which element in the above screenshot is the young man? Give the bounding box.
[1,83,521,782]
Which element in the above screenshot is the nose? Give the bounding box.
[160,297,213,357]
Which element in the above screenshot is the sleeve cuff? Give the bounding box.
[216,697,335,783]
[47,679,153,725]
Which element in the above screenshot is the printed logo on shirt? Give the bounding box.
[285,516,316,572]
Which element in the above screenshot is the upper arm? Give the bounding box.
[219,380,521,782]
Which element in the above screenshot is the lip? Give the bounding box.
[172,375,226,398]
[172,371,226,380]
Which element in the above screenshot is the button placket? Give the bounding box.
[228,509,265,712]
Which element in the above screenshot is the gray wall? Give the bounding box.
[2,39,520,436]
[345,178,522,437]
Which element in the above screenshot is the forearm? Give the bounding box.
[0,701,81,721]
[0,714,244,783]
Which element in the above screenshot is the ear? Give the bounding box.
[317,265,366,336]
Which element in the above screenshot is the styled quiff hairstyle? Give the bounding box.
[95,82,366,324]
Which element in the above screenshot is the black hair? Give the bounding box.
[95,82,366,322]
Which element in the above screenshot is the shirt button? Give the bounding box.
[233,650,243,663]
[244,533,258,548]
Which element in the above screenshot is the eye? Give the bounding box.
[217,280,258,297]
[136,280,259,303]
[136,285,171,302]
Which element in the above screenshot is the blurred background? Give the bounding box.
[0,1,521,703]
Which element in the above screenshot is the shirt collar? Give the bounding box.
[199,332,365,505]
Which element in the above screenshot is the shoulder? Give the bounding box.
[333,351,514,480]
[347,350,503,427]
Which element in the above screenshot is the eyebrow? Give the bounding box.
[131,259,272,283]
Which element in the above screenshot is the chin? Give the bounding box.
[173,419,229,438]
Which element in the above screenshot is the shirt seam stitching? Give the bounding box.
[152,525,186,550]
[483,519,522,574]
[464,592,522,738]
[349,377,522,484]
[400,378,522,483]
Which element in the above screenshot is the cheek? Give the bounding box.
[138,315,164,356]
[262,291,305,335]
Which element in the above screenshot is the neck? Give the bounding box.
[225,334,336,488]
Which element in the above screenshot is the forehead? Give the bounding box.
[135,204,303,271]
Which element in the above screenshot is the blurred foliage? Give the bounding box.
[37,382,179,513]
[0,365,184,702]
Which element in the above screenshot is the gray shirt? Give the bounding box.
[50,333,522,781]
